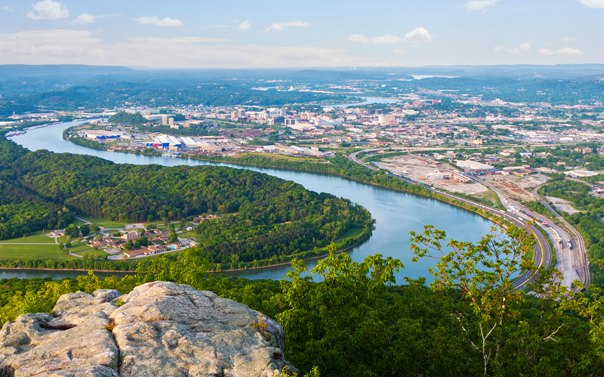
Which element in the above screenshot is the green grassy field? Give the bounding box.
[0,233,107,261]
[178,230,198,239]
[85,218,128,229]
[0,218,192,262]
[67,241,93,253]
[77,249,110,259]
[0,244,72,260]
[0,232,56,244]
[474,188,503,208]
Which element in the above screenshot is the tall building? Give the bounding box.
[161,115,169,125]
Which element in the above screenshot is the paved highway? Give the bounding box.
[348,150,554,289]
[531,184,590,288]
[475,176,589,289]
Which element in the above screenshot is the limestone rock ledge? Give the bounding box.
[0,281,294,377]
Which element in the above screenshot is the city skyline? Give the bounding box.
[0,0,602,68]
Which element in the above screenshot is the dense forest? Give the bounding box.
[0,138,74,239]
[1,226,603,376]
[107,111,147,125]
[0,136,372,269]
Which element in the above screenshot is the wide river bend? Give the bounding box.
[5,121,495,282]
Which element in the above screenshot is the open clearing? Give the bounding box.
[0,232,56,245]
[375,155,489,195]
[485,174,549,202]
[546,196,581,215]
[0,244,73,260]
[0,232,102,260]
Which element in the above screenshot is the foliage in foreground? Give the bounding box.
[0,226,603,376]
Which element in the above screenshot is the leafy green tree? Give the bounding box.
[64,224,79,238]
[410,225,536,375]
[80,224,90,237]
[124,240,133,251]
[276,253,403,376]
[561,284,604,361]
[169,224,178,243]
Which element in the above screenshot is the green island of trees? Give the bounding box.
[107,111,147,125]
[0,136,372,271]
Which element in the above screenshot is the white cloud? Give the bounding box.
[403,27,432,44]
[135,16,183,27]
[265,21,310,32]
[26,0,69,20]
[0,29,384,68]
[238,20,251,30]
[538,47,583,56]
[392,48,406,54]
[348,33,369,43]
[578,0,604,8]
[74,13,96,25]
[495,42,531,54]
[1,5,14,12]
[465,0,498,12]
[0,29,102,59]
[373,34,401,44]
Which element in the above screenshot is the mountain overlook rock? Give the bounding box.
[0,281,294,377]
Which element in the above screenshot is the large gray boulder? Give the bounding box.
[0,282,294,377]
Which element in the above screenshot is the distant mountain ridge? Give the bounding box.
[0,64,134,79]
[0,63,602,116]
[2,63,604,80]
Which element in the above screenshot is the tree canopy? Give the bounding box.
[0,137,372,271]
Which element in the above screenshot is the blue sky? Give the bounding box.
[0,0,602,68]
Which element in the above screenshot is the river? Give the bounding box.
[6,121,495,282]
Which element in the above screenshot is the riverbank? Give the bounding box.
[2,127,375,275]
[66,132,552,284]
[0,229,372,279]
[0,267,134,274]
[10,121,503,282]
[65,126,509,228]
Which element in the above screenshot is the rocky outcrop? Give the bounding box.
[0,282,294,377]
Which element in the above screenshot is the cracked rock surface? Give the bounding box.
[0,281,294,377]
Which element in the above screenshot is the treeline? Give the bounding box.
[1,227,603,376]
[527,145,604,171]
[136,122,220,137]
[63,130,108,151]
[107,111,146,125]
[188,152,508,224]
[0,137,372,270]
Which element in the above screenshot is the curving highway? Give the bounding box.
[531,184,590,288]
[348,150,555,290]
